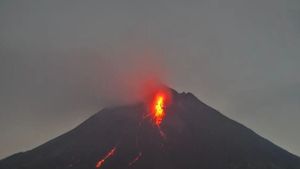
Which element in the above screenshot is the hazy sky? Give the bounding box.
[0,0,300,159]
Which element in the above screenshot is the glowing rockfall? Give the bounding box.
[153,94,165,126]
[95,147,116,168]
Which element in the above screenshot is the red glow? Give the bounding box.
[150,88,171,126]
[153,94,165,125]
[128,152,142,166]
[95,147,116,168]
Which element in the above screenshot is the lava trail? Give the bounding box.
[128,152,143,166]
[95,147,117,168]
[152,93,166,126]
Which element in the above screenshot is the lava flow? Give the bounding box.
[128,152,142,166]
[95,147,116,168]
[150,89,171,126]
[154,94,165,125]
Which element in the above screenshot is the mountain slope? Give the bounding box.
[1,88,299,169]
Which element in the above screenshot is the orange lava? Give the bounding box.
[154,95,165,125]
[96,147,116,168]
[151,90,170,126]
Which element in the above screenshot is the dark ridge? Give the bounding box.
[1,87,299,169]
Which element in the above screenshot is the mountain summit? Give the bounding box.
[1,87,299,169]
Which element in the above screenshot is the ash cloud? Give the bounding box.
[0,40,169,159]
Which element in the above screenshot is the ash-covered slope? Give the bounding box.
[1,88,299,169]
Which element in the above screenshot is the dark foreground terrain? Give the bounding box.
[1,88,299,169]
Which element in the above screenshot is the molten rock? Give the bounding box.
[0,87,299,169]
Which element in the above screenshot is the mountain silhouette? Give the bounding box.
[1,87,299,169]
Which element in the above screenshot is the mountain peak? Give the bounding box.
[1,88,299,169]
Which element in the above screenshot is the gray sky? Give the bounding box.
[0,0,300,159]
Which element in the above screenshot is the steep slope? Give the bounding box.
[0,88,299,169]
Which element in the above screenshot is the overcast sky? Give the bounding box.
[0,0,300,159]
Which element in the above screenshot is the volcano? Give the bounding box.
[1,87,299,169]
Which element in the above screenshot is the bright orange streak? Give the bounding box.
[95,147,116,168]
[153,94,165,126]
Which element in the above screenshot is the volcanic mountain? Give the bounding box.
[1,87,299,169]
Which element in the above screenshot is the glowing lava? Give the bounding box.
[154,95,165,125]
[151,90,170,126]
[95,147,116,168]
